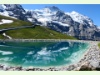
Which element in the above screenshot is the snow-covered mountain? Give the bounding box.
[66,11,94,26]
[0,4,100,40]
[26,6,73,26]
[0,4,27,20]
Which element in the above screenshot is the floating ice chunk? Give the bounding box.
[2,52,13,55]
[37,47,51,55]
[0,50,13,55]
[27,51,34,55]
[53,47,68,52]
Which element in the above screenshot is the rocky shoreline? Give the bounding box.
[0,40,100,71]
[0,39,95,43]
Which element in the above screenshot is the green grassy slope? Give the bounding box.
[5,26,76,39]
[98,43,100,48]
[0,15,76,39]
[0,35,5,39]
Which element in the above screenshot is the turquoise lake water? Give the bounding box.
[0,41,89,67]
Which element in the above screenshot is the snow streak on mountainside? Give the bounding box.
[0,4,100,40]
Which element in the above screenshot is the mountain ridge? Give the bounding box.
[0,4,100,40]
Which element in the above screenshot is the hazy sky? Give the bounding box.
[21,4,100,26]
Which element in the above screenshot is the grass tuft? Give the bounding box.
[98,43,100,48]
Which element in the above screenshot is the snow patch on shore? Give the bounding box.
[0,19,13,25]
[2,33,12,39]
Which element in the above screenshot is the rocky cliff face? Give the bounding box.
[0,4,100,40]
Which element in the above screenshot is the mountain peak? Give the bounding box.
[0,4,6,11]
[4,4,23,9]
[71,11,80,15]
[44,6,60,11]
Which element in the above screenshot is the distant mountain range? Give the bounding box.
[0,4,100,40]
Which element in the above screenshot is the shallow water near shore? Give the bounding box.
[0,41,89,68]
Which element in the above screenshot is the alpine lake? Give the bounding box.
[0,40,89,68]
